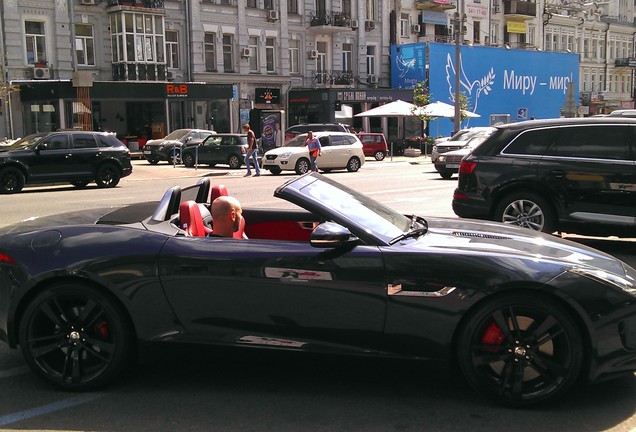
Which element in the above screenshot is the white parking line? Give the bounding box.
[0,393,104,427]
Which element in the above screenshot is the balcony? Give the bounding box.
[313,71,355,87]
[415,0,456,12]
[615,58,636,68]
[503,0,536,19]
[308,11,355,33]
[112,63,167,81]
[107,0,164,10]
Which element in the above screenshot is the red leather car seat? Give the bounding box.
[179,200,211,237]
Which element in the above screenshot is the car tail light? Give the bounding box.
[459,160,477,174]
[453,191,469,200]
[0,252,16,265]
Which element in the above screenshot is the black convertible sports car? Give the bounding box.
[1,173,635,407]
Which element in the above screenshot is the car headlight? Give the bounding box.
[569,267,636,295]
[438,155,445,162]
[279,152,293,159]
[157,145,164,151]
[432,146,438,152]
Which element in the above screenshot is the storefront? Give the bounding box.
[12,81,233,140]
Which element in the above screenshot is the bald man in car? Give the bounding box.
[209,196,244,238]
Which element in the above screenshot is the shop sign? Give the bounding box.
[421,11,448,25]
[507,21,527,34]
[255,88,280,104]
[166,84,189,98]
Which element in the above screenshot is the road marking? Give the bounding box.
[0,365,30,379]
[0,393,104,427]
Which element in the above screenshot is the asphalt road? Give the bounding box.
[0,156,635,431]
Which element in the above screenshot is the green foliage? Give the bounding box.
[0,53,20,100]
[412,81,431,121]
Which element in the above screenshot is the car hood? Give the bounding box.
[415,216,627,275]
[145,139,182,147]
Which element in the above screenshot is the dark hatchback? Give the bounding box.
[0,131,132,194]
[181,134,249,169]
[452,117,636,236]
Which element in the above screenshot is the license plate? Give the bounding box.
[143,150,152,154]
[445,164,460,169]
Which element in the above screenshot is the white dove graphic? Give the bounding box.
[444,52,495,114]
[396,55,417,78]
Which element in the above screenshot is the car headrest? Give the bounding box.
[211,184,228,203]
[179,200,211,237]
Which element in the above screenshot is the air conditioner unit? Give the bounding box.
[367,75,378,84]
[411,24,421,33]
[351,19,359,29]
[241,47,251,58]
[308,49,318,59]
[493,5,500,12]
[166,71,175,81]
[33,67,50,79]
[79,0,98,4]
[267,10,279,21]
[365,20,376,31]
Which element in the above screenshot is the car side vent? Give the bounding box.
[451,231,511,240]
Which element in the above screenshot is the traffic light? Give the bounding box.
[334,100,342,111]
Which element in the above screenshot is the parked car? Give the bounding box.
[358,132,389,161]
[0,131,132,194]
[181,133,249,169]
[263,131,365,175]
[1,174,636,407]
[453,117,636,236]
[285,123,353,142]
[607,109,636,118]
[143,129,216,164]
[431,127,495,162]
[433,134,491,179]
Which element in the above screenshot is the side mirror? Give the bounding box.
[35,143,47,151]
[310,221,354,248]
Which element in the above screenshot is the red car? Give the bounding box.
[357,133,389,161]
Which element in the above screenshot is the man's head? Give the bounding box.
[211,196,243,237]
[242,123,250,132]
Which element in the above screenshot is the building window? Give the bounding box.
[75,24,95,66]
[473,21,481,44]
[249,36,259,72]
[266,37,276,73]
[166,30,179,69]
[288,0,298,14]
[342,0,351,16]
[25,21,47,65]
[342,43,352,72]
[366,0,376,20]
[366,45,376,75]
[289,38,299,73]
[264,0,275,9]
[247,0,256,7]
[400,13,410,38]
[204,33,217,71]
[110,13,165,64]
[223,34,234,72]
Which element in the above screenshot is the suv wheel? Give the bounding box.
[268,166,282,175]
[0,167,25,194]
[228,155,241,169]
[494,192,556,233]
[96,164,121,188]
[374,151,386,161]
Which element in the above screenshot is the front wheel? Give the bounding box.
[0,167,25,194]
[439,171,453,180]
[95,164,121,188]
[19,282,135,390]
[268,166,282,175]
[295,158,310,175]
[494,192,556,233]
[228,155,241,169]
[456,293,584,407]
[374,151,386,161]
[346,157,361,172]
[183,152,196,168]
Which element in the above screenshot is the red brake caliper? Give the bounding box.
[481,321,504,352]
[93,320,110,339]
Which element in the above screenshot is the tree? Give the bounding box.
[0,53,20,104]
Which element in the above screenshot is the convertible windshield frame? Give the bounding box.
[275,173,411,246]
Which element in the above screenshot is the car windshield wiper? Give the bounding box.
[389,215,429,245]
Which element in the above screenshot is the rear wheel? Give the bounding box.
[95,164,121,188]
[183,152,196,168]
[0,167,25,194]
[228,155,241,169]
[346,157,361,172]
[295,158,310,175]
[494,192,556,233]
[456,293,583,407]
[169,152,181,165]
[374,151,386,161]
[439,171,453,179]
[19,282,135,390]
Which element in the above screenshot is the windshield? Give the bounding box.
[283,134,309,147]
[163,129,191,141]
[3,133,46,150]
[284,174,411,241]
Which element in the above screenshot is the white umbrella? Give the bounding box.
[354,100,420,117]
[418,101,480,118]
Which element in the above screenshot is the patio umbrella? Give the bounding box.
[418,101,480,118]
[354,100,420,117]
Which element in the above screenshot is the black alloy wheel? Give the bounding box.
[295,158,310,175]
[0,167,25,194]
[439,171,453,180]
[183,152,196,168]
[346,157,361,172]
[19,282,135,390]
[457,293,583,407]
[95,164,121,188]
[374,151,386,161]
[494,192,556,233]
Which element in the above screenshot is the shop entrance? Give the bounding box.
[126,102,166,140]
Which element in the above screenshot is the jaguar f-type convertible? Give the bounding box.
[0,173,635,407]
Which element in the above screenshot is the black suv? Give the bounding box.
[452,118,636,236]
[143,129,216,164]
[0,131,132,194]
[181,134,249,169]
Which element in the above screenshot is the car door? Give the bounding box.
[324,134,354,168]
[196,135,223,164]
[159,236,387,351]
[539,124,636,227]
[27,133,73,182]
[69,133,100,178]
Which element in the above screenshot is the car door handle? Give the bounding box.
[550,169,565,178]
[175,264,208,273]
[65,154,73,159]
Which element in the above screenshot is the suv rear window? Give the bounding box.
[502,128,556,156]
[545,125,632,160]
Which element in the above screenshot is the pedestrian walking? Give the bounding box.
[305,131,321,172]
[243,123,260,177]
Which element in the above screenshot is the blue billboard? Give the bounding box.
[391,43,579,136]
